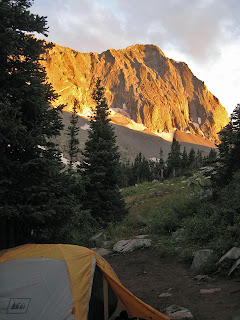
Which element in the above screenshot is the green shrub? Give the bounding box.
[150,207,181,235]
[149,191,204,236]
[177,170,240,255]
[180,204,219,244]
[105,214,145,241]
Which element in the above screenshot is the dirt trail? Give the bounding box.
[105,248,240,320]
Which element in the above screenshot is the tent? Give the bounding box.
[0,244,169,320]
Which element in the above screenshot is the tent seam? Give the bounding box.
[86,255,96,317]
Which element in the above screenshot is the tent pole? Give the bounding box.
[103,276,109,320]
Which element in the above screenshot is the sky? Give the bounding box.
[31,0,240,117]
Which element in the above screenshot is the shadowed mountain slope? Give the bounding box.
[58,111,217,163]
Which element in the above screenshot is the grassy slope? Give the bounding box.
[107,171,212,258]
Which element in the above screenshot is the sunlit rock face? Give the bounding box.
[42,43,229,144]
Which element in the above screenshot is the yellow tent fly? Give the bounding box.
[0,244,169,320]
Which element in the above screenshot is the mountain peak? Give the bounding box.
[125,44,166,55]
[42,43,229,145]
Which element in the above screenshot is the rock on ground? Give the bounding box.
[191,249,213,274]
[193,275,211,281]
[200,288,221,294]
[218,247,240,263]
[158,292,173,298]
[89,233,107,247]
[113,239,152,253]
[135,235,149,239]
[164,305,194,319]
[228,259,240,276]
[102,241,115,249]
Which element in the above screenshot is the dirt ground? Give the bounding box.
[105,248,240,320]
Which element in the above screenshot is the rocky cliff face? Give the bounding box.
[42,43,229,144]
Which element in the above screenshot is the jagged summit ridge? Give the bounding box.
[42,43,229,144]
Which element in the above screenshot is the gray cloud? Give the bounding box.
[115,0,240,63]
[32,0,240,62]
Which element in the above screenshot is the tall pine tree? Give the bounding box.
[181,147,188,170]
[188,148,196,168]
[132,152,151,184]
[66,103,80,170]
[158,147,165,180]
[167,138,182,177]
[214,104,240,188]
[80,78,127,224]
[0,0,84,248]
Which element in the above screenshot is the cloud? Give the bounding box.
[114,0,240,63]
[32,0,125,52]
[32,0,240,62]
[31,0,240,114]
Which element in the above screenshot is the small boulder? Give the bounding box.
[200,288,221,294]
[193,275,211,282]
[135,235,149,239]
[113,239,152,253]
[102,241,115,249]
[218,247,240,263]
[158,292,172,298]
[89,233,107,247]
[228,258,240,276]
[191,249,213,274]
[165,305,194,319]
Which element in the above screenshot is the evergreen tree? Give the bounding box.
[148,159,156,181]
[66,103,80,169]
[196,149,203,168]
[181,147,189,170]
[158,147,165,180]
[214,104,240,187]
[217,123,234,171]
[119,161,131,188]
[229,105,240,172]
[167,138,182,177]
[80,78,127,224]
[132,152,151,184]
[207,149,218,165]
[0,0,85,248]
[150,148,165,181]
[188,148,196,168]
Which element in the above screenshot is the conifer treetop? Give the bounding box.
[91,77,111,123]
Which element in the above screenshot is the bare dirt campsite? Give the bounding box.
[106,248,240,320]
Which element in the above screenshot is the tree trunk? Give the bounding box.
[172,167,176,177]
[160,168,164,180]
